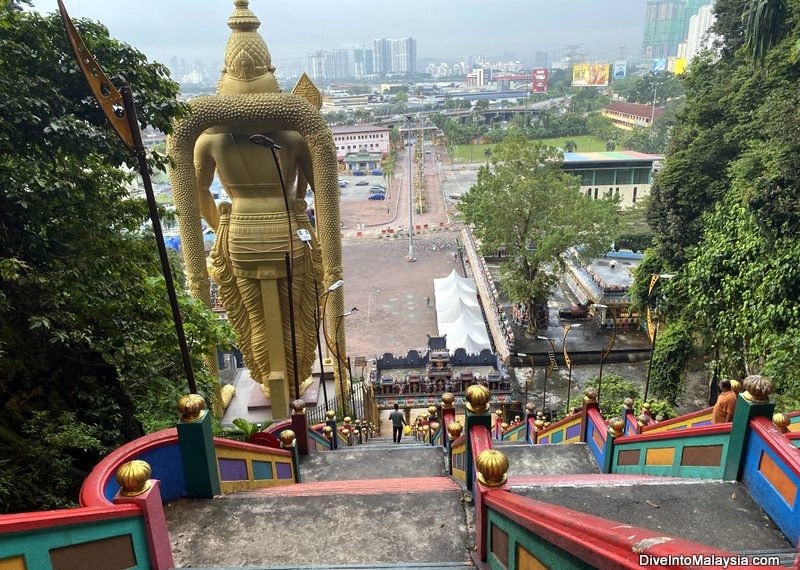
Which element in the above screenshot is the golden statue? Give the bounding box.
[167,0,347,419]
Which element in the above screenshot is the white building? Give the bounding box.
[331,125,391,163]
[686,4,718,64]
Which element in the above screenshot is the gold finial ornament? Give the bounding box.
[743,375,772,403]
[430,421,440,432]
[730,379,743,394]
[291,399,306,415]
[447,421,463,440]
[441,392,455,409]
[323,426,333,439]
[116,460,153,497]
[623,398,634,409]
[772,413,790,433]
[642,402,651,412]
[608,417,625,437]
[326,410,336,421]
[342,428,350,437]
[177,394,206,422]
[514,415,521,423]
[465,384,491,414]
[500,422,509,431]
[279,429,296,447]
[525,403,536,414]
[637,414,650,428]
[476,450,509,489]
[584,387,598,404]
[534,419,544,430]
[428,405,438,417]
[344,416,352,424]
[220,384,236,410]
[495,409,503,417]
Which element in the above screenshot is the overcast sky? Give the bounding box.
[32,0,649,67]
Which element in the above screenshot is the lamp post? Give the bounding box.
[405,115,415,262]
[562,324,581,419]
[299,230,330,412]
[537,336,557,418]
[328,307,358,415]
[644,273,675,402]
[320,279,344,408]
[594,304,616,405]
[516,352,534,408]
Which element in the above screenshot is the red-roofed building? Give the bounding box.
[602,101,665,130]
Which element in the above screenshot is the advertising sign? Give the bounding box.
[652,58,667,72]
[572,63,610,86]
[613,60,627,80]
[673,57,687,74]
[531,68,548,93]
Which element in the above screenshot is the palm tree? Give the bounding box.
[743,0,789,64]
[484,148,493,167]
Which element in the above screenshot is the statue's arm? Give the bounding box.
[298,139,315,193]
[194,136,220,231]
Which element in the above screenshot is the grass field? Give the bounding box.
[451,135,613,162]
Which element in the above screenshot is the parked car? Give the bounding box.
[355,180,369,186]
[353,170,366,176]
[371,169,383,176]
[369,186,385,193]
[368,193,386,200]
[338,180,348,188]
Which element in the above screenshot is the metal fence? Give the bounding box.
[307,380,365,426]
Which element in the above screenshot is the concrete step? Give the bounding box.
[300,445,447,482]
[510,478,793,553]
[166,478,473,568]
[500,442,599,478]
[180,563,476,569]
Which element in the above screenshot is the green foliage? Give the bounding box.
[0,3,231,512]
[610,72,685,105]
[232,418,269,438]
[743,0,789,64]
[560,375,676,420]
[460,135,620,329]
[649,321,694,405]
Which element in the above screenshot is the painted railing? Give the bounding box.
[642,406,713,434]
[624,411,639,436]
[741,417,800,545]
[482,491,753,570]
[612,424,732,479]
[584,407,607,468]
[450,434,467,483]
[214,439,296,493]
[534,413,583,445]
[500,421,526,442]
[0,505,153,570]
[307,423,332,451]
[788,411,800,433]
[788,432,800,449]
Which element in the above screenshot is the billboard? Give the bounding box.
[613,60,627,80]
[531,68,548,93]
[572,63,610,87]
[673,57,687,75]
[652,58,667,72]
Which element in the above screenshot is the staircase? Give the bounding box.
[166,438,477,569]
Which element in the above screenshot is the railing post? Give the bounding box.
[621,398,636,435]
[280,430,300,483]
[114,461,174,570]
[723,375,775,481]
[465,385,492,491]
[603,417,624,473]
[176,394,220,498]
[525,402,536,443]
[580,387,599,443]
[290,399,309,455]
[326,410,338,450]
[447,421,463,475]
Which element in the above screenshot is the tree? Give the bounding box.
[0,3,231,512]
[460,135,620,332]
[743,0,789,64]
[564,139,577,152]
[475,99,490,112]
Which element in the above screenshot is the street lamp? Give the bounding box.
[593,304,616,405]
[562,324,581,419]
[405,115,416,262]
[327,307,358,415]
[537,336,557,418]
[320,279,344,408]
[298,229,330,412]
[516,352,534,408]
[644,273,675,402]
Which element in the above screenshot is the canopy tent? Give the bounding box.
[433,269,492,354]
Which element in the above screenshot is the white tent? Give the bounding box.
[433,269,491,354]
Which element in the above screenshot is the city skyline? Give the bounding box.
[31,0,651,71]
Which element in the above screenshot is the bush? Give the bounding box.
[649,320,694,405]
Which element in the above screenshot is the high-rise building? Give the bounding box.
[372,39,392,75]
[353,47,374,78]
[641,1,713,67]
[686,3,717,63]
[307,49,350,82]
[308,51,327,82]
[373,37,416,75]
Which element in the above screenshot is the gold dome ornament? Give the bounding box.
[291,399,306,415]
[623,398,634,409]
[430,421,440,433]
[341,428,350,437]
[525,402,536,415]
[583,387,598,404]
[447,421,464,440]
[534,419,545,431]
[441,392,455,409]
[608,417,625,438]
[637,414,650,429]
[465,384,491,414]
[428,405,438,417]
[279,429,296,448]
[500,422,509,431]
[326,410,336,421]
[177,394,206,423]
[116,460,152,497]
[322,426,333,439]
[772,413,790,433]
[476,450,509,489]
[743,375,773,403]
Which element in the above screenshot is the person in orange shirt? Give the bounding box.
[712,379,737,423]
